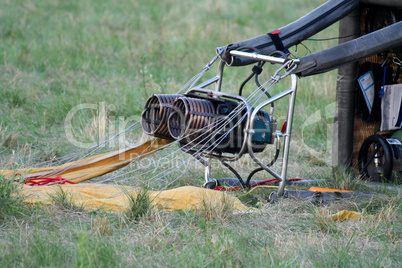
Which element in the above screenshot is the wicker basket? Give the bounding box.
[353,6,401,168]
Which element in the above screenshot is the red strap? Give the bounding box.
[23,176,77,186]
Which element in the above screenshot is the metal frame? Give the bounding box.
[189,50,299,195]
[247,74,298,196]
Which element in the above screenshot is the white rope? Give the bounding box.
[85,75,277,190]
[22,54,222,172]
[26,122,142,179]
[105,78,276,191]
[22,53,289,200]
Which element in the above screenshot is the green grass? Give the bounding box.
[48,185,84,211]
[124,186,153,223]
[0,0,400,267]
[0,174,26,221]
[0,191,400,267]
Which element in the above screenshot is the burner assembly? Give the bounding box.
[142,91,274,154]
[140,0,402,194]
[141,52,299,194]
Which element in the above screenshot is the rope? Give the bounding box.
[19,53,294,208]
[21,52,223,176]
[104,74,278,194]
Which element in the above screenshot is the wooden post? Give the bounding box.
[332,8,360,168]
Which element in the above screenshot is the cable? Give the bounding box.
[246,147,280,187]
[220,159,246,189]
[245,185,282,195]
[306,33,360,41]
[297,42,312,56]
[238,72,256,97]
[109,78,276,192]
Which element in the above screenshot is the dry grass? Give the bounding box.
[312,206,339,233]
[1,187,400,267]
[91,216,112,236]
[196,192,236,223]
[318,166,371,192]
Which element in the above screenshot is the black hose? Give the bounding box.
[238,72,256,97]
[221,159,247,189]
[254,62,273,107]
[246,147,280,186]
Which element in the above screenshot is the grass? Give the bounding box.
[48,185,84,211]
[317,166,372,192]
[91,216,113,237]
[0,191,400,266]
[0,0,400,266]
[124,186,153,223]
[197,191,235,223]
[0,174,26,221]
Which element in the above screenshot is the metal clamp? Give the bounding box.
[271,60,298,82]
[203,49,223,71]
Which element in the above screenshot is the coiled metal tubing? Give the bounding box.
[141,94,181,140]
[168,97,217,145]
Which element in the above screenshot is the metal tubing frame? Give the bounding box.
[215,60,225,92]
[247,74,298,195]
[204,158,211,183]
[195,76,220,89]
[229,50,287,65]
[229,50,299,195]
[190,51,299,193]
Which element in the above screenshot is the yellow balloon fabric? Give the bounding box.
[2,138,171,183]
[3,137,250,213]
[21,183,249,212]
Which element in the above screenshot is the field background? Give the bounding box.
[0,0,400,267]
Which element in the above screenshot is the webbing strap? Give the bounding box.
[268,30,290,55]
[268,30,285,51]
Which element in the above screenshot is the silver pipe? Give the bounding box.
[278,74,298,195]
[247,133,283,180]
[246,89,294,180]
[215,61,225,92]
[195,76,220,89]
[246,75,298,195]
[251,87,294,109]
[229,50,300,65]
[204,158,211,183]
[246,86,296,182]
